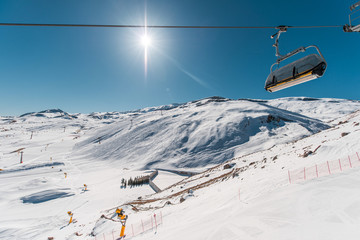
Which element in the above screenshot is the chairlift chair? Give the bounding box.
[343,1,360,32]
[265,26,327,92]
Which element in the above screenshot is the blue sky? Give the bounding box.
[0,0,359,116]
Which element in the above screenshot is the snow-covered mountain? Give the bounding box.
[265,97,360,122]
[19,109,74,119]
[74,97,332,169]
[1,96,360,240]
[119,108,360,240]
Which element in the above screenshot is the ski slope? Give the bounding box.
[1,97,360,239]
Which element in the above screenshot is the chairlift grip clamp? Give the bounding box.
[271,26,290,58]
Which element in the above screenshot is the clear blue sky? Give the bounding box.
[0,0,359,116]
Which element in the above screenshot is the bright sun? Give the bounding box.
[141,35,152,48]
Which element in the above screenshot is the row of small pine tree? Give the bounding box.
[121,176,150,188]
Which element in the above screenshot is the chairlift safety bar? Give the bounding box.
[270,45,325,72]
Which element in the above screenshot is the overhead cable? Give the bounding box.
[0,22,344,29]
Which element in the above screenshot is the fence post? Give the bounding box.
[103,233,106,240]
[327,161,331,174]
[349,155,353,168]
[316,164,318,178]
[154,213,158,231]
[132,224,135,237]
[339,159,342,171]
[288,170,291,184]
[160,211,163,224]
[304,167,306,180]
[357,152,360,161]
[112,230,114,240]
[141,219,145,233]
[151,215,154,229]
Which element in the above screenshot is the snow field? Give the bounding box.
[120,108,360,240]
[289,152,360,183]
[1,97,360,239]
[151,170,187,191]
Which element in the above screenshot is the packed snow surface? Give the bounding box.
[1,97,360,240]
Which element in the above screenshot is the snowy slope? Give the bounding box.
[266,97,360,122]
[1,97,360,240]
[110,110,360,240]
[73,97,335,170]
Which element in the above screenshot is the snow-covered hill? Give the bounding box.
[265,97,360,122]
[120,109,360,240]
[1,96,360,240]
[74,97,331,169]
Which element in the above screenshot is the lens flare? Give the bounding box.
[143,5,149,78]
[141,35,151,47]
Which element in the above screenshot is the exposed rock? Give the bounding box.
[223,163,236,169]
[341,132,350,137]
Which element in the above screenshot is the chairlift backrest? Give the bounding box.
[270,45,326,71]
[265,52,326,92]
[269,54,323,81]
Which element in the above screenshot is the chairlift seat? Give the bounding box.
[265,54,326,92]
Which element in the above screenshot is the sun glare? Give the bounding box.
[141,35,152,48]
[141,33,150,78]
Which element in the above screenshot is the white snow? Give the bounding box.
[1,97,360,240]
[151,171,187,190]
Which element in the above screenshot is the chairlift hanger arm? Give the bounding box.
[271,26,289,58]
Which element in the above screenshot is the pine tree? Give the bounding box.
[128,177,133,188]
[121,178,125,188]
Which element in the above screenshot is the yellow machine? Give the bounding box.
[116,208,128,239]
[67,211,73,224]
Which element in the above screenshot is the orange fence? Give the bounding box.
[95,212,162,240]
[288,152,360,183]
